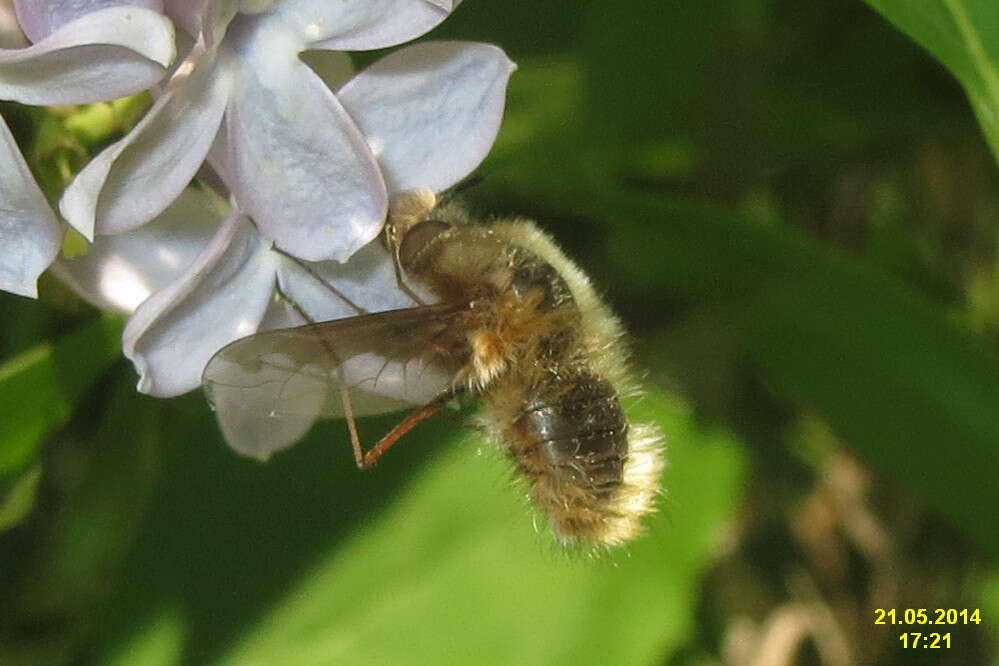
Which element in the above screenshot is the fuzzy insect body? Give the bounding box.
[203,189,664,546]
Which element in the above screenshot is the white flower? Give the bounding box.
[60,0,470,265]
[58,40,515,396]
[0,0,174,297]
[0,0,27,48]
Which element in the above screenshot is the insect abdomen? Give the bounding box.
[522,375,627,494]
[512,373,636,544]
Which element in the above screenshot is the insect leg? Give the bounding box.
[273,282,315,326]
[339,385,366,468]
[380,219,429,306]
[358,390,456,469]
[391,248,428,306]
[273,283,363,462]
[272,246,369,315]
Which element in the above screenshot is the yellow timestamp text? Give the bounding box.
[873,608,981,626]
[898,632,951,649]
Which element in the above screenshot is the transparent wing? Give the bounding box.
[202,302,472,460]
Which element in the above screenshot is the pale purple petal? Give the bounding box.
[338,42,514,195]
[214,242,430,460]
[123,210,275,396]
[15,0,162,43]
[162,0,205,39]
[425,0,458,10]
[257,293,306,330]
[210,378,323,460]
[225,51,385,262]
[0,7,175,105]
[274,241,423,324]
[0,0,28,48]
[205,294,323,460]
[200,0,238,47]
[0,117,61,298]
[53,188,220,313]
[60,56,232,238]
[274,0,451,51]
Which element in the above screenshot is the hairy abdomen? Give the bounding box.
[488,371,645,545]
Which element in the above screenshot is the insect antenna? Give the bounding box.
[437,173,485,206]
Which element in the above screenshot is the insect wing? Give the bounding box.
[202,302,471,460]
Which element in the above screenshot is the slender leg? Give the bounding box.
[272,245,368,315]
[273,284,363,459]
[340,386,365,466]
[382,222,428,306]
[272,250,452,469]
[392,249,428,306]
[273,283,314,325]
[357,390,454,469]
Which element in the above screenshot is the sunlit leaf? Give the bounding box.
[90,390,744,665]
[863,0,999,163]
[0,464,40,531]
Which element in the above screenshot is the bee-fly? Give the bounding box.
[203,189,664,546]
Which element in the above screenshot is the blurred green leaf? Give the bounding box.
[863,0,999,163]
[0,315,122,477]
[489,56,999,557]
[91,390,744,666]
[579,0,729,154]
[584,184,999,557]
[0,372,163,664]
[982,570,999,638]
[0,465,40,531]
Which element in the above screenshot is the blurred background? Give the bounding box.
[2,1,999,664]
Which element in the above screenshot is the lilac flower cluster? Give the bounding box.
[2,1,514,399]
[1,0,173,298]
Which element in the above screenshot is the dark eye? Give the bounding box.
[398,219,452,269]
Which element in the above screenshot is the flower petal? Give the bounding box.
[273,0,452,51]
[0,117,61,298]
[274,240,423,324]
[214,241,435,461]
[1,0,28,48]
[60,55,231,239]
[425,0,458,10]
[162,0,206,39]
[338,41,515,195]
[201,0,239,47]
[0,7,175,104]
[203,290,326,461]
[225,54,385,262]
[14,0,162,43]
[54,187,220,313]
[123,209,275,397]
[208,366,324,460]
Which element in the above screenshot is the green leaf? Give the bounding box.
[981,570,999,648]
[579,0,730,154]
[580,186,999,556]
[488,56,999,557]
[863,0,999,162]
[0,315,122,476]
[93,390,745,665]
[0,464,41,531]
[0,373,164,664]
